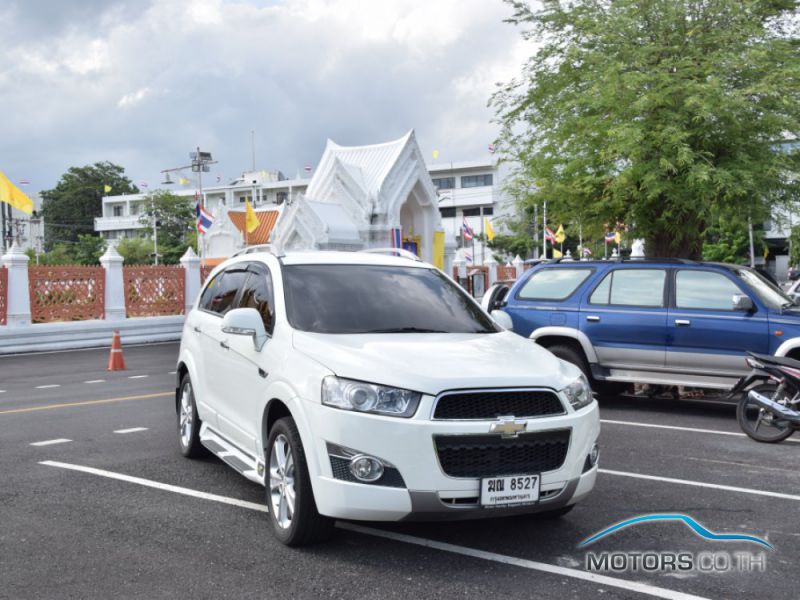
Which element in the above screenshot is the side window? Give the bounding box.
[676,270,743,310]
[517,268,593,301]
[590,269,666,307]
[238,269,275,334]
[198,269,248,316]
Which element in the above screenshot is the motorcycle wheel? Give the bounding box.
[736,383,795,443]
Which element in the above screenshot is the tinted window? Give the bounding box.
[590,269,665,307]
[462,207,481,217]
[518,268,592,300]
[461,174,493,188]
[282,265,498,334]
[198,269,248,316]
[238,270,275,333]
[676,270,742,310]
[432,177,455,190]
[440,207,456,218]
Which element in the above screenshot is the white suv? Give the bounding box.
[176,249,600,545]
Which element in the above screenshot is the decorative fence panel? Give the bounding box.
[124,266,185,317]
[497,265,517,281]
[29,266,105,323]
[0,266,7,325]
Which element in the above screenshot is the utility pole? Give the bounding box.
[542,200,548,259]
[748,215,755,268]
[532,204,539,259]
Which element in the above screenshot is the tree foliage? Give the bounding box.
[40,162,138,250]
[137,191,195,264]
[25,234,106,265]
[702,212,763,264]
[492,0,800,258]
[116,237,155,265]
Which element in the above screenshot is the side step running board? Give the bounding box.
[199,424,266,486]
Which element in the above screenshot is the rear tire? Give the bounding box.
[737,383,794,443]
[266,417,334,546]
[177,374,205,458]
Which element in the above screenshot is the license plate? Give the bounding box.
[480,474,540,507]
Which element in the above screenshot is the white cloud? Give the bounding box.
[117,87,153,109]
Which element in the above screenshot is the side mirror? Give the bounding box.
[491,310,514,331]
[221,308,269,351]
[732,294,754,312]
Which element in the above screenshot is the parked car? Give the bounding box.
[485,258,800,394]
[176,249,600,545]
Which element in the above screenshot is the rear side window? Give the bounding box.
[198,269,249,316]
[590,269,666,307]
[517,268,593,300]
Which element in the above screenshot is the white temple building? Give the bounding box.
[270,130,455,272]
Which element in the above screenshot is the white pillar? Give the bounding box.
[180,247,202,313]
[1,242,31,326]
[513,254,524,280]
[486,256,498,286]
[100,245,126,321]
[453,258,466,281]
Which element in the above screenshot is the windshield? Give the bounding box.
[734,268,794,310]
[282,264,499,334]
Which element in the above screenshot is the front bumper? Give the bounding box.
[303,395,600,522]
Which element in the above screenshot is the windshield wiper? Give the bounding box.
[364,327,448,333]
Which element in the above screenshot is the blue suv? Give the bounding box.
[487,259,800,393]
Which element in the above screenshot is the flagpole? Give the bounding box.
[542,200,547,259]
[480,215,485,265]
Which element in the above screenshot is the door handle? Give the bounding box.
[220,340,229,349]
[586,315,600,322]
[675,319,691,326]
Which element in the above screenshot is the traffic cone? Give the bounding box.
[108,330,126,371]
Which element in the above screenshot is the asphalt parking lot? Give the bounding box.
[2,342,799,600]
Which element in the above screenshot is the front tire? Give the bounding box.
[266,417,333,546]
[737,383,794,443]
[547,344,626,399]
[177,374,205,458]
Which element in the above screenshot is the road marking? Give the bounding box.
[35,384,61,389]
[600,419,800,444]
[40,460,708,600]
[0,391,172,415]
[168,371,176,375]
[128,375,149,379]
[599,469,800,502]
[30,438,71,447]
[84,379,106,384]
[0,390,5,393]
[114,427,149,434]
[0,340,178,358]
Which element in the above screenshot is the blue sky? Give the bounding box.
[0,0,529,192]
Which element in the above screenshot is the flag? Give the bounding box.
[216,176,222,183]
[464,251,473,263]
[245,199,260,234]
[432,149,439,159]
[304,165,312,174]
[764,245,770,259]
[195,202,214,234]
[553,248,563,259]
[487,143,496,154]
[582,247,592,257]
[19,179,30,186]
[614,231,622,244]
[555,224,566,244]
[604,231,616,243]
[545,227,556,243]
[484,217,495,242]
[390,227,402,249]
[104,184,112,193]
[139,182,149,188]
[0,171,34,214]
[178,177,190,185]
[462,217,475,241]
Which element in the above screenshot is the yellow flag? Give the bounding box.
[432,149,439,159]
[555,224,566,244]
[103,184,112,193]
[485,217,495,241]
[553,248,563,259]
[433,230,445,270]
[764,245,769,259]
[178,177,190,185]
[614,231,622,244]
[0,171,34,214]
[245,199,260,234]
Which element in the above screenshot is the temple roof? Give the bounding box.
[228,209,280,244]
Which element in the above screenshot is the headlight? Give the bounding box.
[321,376,421,418]
[561,375,594,410]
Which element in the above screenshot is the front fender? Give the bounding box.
[529,326,599,364]
[774,337,800,357]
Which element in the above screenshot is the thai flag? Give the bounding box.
[390,227,402,249]
[196,203,214,234]
[605,231,617,243]
[140,182,149,188]
[304,164,312,174]
[487,143,496,154]
[462,217,475,241]
[545,227,556,243]
[19,179,30,185]
[464,251,473,263]
[582,247,592,257]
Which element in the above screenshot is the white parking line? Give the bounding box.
[599,469,800,502]
[128,375,149,379]
[30,439,72,447]
[600,419,800,444]
[39,460,707,600]
[35,384,60,389]
[113,427,149,434]
[84,379,106,384]
[0,390,5,393]
[168,371,176,375]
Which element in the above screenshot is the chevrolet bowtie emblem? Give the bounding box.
[489,417,527,437]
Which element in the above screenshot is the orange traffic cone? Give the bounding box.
[108,330,126,371]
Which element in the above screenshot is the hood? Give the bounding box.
[292,330,580,395]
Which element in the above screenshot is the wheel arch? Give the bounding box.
[775,337,800,359]
[530,327,598,364]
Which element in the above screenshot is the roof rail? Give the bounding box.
[231,244,283,258]
[544,257,697,265]
[359,248,423,262]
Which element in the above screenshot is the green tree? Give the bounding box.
[492,0,800,258]
[138,191,194,264]
[37,244,75,265]
[71,234,106,265]
[40,162,138,249]
[117,237,155,265]
[702,212,763,264]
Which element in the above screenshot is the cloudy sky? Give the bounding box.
[0,0,530,193]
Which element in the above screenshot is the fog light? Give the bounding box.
[589,443,600,466]
[349,455,384,482]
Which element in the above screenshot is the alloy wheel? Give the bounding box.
[269,434,296,529]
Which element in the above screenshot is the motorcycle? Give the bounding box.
[730,352,800,443]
